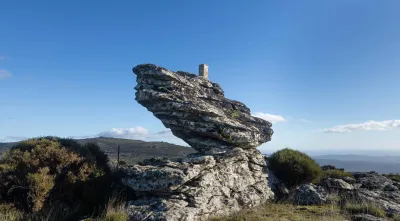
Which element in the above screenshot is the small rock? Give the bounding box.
[343,176,357,184]
[289,184,327,205]
[383,184,399,191]
[354,173,392,190]
[325,178,354,190]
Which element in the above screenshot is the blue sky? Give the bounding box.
[1,1,400,155]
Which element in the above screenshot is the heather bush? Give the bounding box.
[0,137,111,214]
[268,148,323,188]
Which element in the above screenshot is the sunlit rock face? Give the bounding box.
[123,148,275,221]
[132,64,273,154]
[125,64,275,221]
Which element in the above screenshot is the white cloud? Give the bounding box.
[98,126,149,139]
[98,127,178,140]
[0,70,12,79]
[252,112,286,123]
[322,120,400,133]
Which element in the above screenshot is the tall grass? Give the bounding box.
[344,203,386,218]
[0,194,128,221]
[90,193,128,221]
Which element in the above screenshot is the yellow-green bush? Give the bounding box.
[268,148,323,188]
[0,137,110,213]
[323,169,353,179]
[383,173,400,182]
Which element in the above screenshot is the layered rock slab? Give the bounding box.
[126,64,275,220]
[122,148,274,221]
[132,64,273,154]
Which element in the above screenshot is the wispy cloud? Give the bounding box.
[322,120,400,133]
[0,70,12,79]
[0,56,6,60]
[1,136,27,142]
[98,126,149,138]
[156,129,173,135]
[97,127,176,141]
[300,118,311,123]
[252,112,286,123]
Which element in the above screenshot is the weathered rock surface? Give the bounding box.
[325,178,354,191]
[351,214,388,221]
[343,173,400,215]
[353,172,392,190]
[123,148,274,221]
[289,184,327,205]
[343,176,357,184]
[383,184,399,192]
[124,64,277,220]
[132,64,273,154]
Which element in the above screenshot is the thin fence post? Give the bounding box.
[116,145,120,170]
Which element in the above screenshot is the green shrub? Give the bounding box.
[268,148,323,188]
[0,137,110,213]
[323,169,353,179]
[344,203,386,217]
[383,173,400,182]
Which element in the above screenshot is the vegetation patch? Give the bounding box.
[210,203,348,221]
[344,203,386,218]
[384,173,400,182]
[0,136,128,220]
[268,148,323,188]
[323,169,354,179]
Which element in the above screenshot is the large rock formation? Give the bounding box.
[123,149,274,220]
[132,64,273,154]
[123,64,275,221]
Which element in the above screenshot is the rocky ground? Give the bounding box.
[285,171,400,221]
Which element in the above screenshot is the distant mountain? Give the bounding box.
[1,139,399,173]
[314,158,400,174]
[76,137,196,164]
[313,154,400,164]
[0,142,16,153]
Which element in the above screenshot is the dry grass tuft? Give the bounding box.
[344,203,386,218]
[210,202,348,221]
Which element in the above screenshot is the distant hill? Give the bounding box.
[2,139,399,173]
[0,137,197,164]
[314,154,400,164]
[0,142,16,153]
[76,137,196,164]
[314,158,400,174]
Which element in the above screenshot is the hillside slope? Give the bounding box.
[0,137,196,164]
[76,137,196,164]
